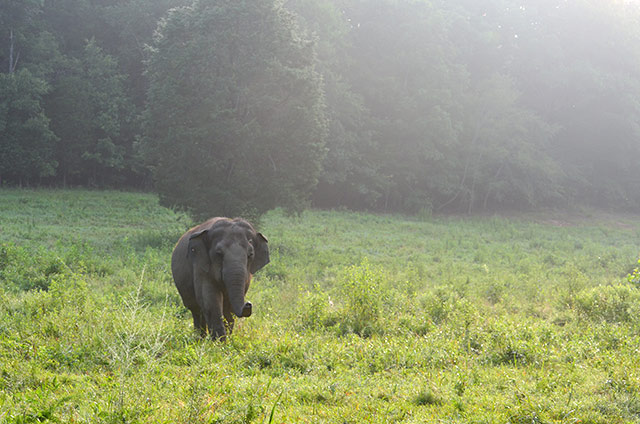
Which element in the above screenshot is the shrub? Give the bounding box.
[0,243,65,291]
[480,318,545,367]
[339,258,386,337]
[296,260,387,336]
[419,287,457,325]
[418,287,476,325]
[296,287,338,331]
[573,284,640,323]
[414,390,443,406]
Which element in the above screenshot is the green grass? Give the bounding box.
[1,188,640,423]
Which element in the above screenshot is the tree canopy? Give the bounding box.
[2,0,640,214]
[141,0,327,218]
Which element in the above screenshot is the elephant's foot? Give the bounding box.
[241,302,252,317]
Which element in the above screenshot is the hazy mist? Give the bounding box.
[2,0,640,215]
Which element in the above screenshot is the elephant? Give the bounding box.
[171,217,269,340]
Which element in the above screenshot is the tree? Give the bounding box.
[142,0,327,218]
[0,69,58,184]
[0,0,43,74]
[0,0,59,185]
[44,39,132,186]
[286,0,383,210]
[340,0,469,213]
[465,0,640,210]
[450,74,561,213]
[96,0,193,109]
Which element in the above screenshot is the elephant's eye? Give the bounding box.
[248,247,255,258]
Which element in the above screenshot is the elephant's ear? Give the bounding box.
[250,232,270,274]
[187,229,211,274]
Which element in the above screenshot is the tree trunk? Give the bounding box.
[9,29,13,73]
[437,111,489,212]
[483,159,508,211]
[8,29,19,73]
[467,150,485,215]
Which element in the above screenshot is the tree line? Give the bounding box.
[2,0,640,216]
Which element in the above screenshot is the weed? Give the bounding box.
[414,390,442,406]
[338,258,385,337]
[627,258,640,287]
[296,285,338,331]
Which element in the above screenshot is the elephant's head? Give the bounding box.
[187,218,269,318]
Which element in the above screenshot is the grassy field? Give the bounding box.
[1,189,640,423]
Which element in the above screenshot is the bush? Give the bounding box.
[296,287,338,331]
[418,287,459,325]
[295,259,387,337]
[574,284,640,323]
[338,258,385,337]
[0,243,65,291]
[483,319,539,366]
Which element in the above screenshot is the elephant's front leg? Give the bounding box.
[191,308,206,338]
[200,282,226,340]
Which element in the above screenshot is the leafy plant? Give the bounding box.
[573,284,640,323]
[338,258,385,337]
[296,286,337,331]
[0,243,68,291]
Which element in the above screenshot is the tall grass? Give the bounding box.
[1,189,640,422]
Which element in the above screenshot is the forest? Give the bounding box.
[2,0,640,216]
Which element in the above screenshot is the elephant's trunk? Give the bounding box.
[223,262,251,318]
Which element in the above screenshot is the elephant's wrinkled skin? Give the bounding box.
[171,217,269,340]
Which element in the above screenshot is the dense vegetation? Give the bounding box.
[2,0,640,215]
[1,189,640,422]
[141,0,327,217]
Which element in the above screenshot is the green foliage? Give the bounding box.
[296,259,388,337]
[287,0,385,211]
[0,69,57,184]
[0,0,153,187]
[414,390,443,407]
[45,39,134,186]
[573,284,640,323]
[3,0,640,214]
[338,258,385,336]
[0,243,62,291]
[296,286,338,331]
[141,0,327,218]
[419,287,468,325]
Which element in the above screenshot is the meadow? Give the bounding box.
[1,189,640,423]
